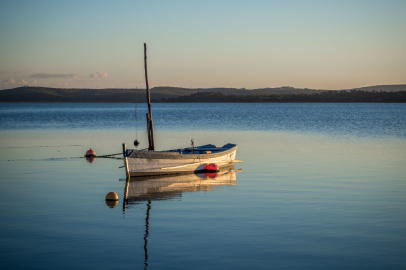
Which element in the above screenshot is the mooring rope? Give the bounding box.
[96,153,122,158]
[7,152,124,162]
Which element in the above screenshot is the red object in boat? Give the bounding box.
[85,148,96,157]
[205,163,218,172]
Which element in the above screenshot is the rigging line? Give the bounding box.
[135,90,138,140]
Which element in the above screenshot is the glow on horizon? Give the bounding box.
[0,0,405,90]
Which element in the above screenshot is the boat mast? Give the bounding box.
[144,43,155,151]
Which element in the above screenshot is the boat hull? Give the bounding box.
[125,145,237,177]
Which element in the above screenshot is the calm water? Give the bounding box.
[0,103,405,269]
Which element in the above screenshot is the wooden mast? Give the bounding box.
[144,43,155,151]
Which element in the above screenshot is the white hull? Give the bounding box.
[124,144,238,177]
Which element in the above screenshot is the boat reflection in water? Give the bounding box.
[122,164,241,269]
[123,164,240,207]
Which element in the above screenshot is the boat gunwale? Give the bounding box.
[127,145,237,160]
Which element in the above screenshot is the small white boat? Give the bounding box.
[122,44,240,177]
[123,143,238,177]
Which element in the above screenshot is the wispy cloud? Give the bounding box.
[14,69,22,74]
[0,70,8,74]
[29,73,77,79]
[0,78,16,89]
[0,78,35,88]
[89,71,108,78]
[1,78,16,85]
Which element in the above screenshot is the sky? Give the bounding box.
[0,0,405,90]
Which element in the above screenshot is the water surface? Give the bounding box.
[0,103,405,269]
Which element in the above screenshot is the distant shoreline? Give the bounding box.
[0,85,405,103]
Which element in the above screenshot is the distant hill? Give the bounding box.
[153,86,321,96]
[348,85,406,92]
[164,90,406,103]
[0,84,405,103]
[0,87,147,103]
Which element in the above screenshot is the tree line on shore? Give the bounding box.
[157,90,406,103]
[1,86,405,103]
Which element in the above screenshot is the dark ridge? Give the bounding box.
[1,85,405,103]
[161,90,406,103]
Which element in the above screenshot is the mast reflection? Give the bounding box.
[122,164,241,269]
[144,200,151,269]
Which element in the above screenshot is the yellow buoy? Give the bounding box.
[105,192,119,201]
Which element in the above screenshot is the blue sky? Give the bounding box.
[1,0,405,90]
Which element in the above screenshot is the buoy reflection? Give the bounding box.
[105,200,118,208]
[86,156,95,163]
